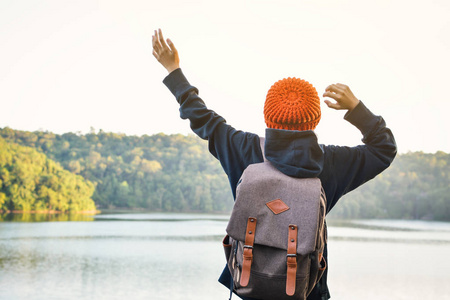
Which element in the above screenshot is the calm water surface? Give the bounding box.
[0,213,449,300]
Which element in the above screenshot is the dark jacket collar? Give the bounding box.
[264,128,324,178]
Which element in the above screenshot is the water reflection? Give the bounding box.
[94,212,229,222]
[1,214,450,300]
[0,213,96,222]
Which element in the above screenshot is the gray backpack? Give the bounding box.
[223,138,327,300]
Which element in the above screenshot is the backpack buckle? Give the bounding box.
[240,217,257,287]
[286,253,297,263]
[286,225,298,296]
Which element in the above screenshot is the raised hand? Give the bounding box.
[152,29,180,74]
[323,84,360,111]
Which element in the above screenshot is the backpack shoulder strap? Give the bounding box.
[259,137,268,162]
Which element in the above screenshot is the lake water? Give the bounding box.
[1,213,450,300]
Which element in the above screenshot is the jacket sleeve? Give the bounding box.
[321,101,397,212]
[163,69,262,198]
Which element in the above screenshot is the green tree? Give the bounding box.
[0,136,95,213]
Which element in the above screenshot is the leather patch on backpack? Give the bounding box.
[266,199,290,215]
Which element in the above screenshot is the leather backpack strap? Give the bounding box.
[286,224,298,296]
[240,217,257,287]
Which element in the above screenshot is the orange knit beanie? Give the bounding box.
[264,77,321,131]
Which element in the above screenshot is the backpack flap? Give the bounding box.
[227,161,323,256]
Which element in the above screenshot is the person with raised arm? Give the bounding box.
[152,28,396,300]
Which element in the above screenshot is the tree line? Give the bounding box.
[0,127,449,220]
[0,127,232,213]
[328,150,450,221]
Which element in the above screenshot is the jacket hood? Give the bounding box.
[264,128,324,178]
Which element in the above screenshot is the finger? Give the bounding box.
[155,29,160,42]
[167,39,177,54]
[152,33,157,48]
[325,84,344,93]
[158,28,169,50]
[336,83,350,94]
[152,50,159,60]
[153,30,161,50]
[324,100,341,110]
[322,91,340,101]
[324,84,336,92]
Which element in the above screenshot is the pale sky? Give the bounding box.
[1,0,449,153]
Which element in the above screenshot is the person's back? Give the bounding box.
[152,28,397,300]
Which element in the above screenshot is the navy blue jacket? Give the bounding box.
[163,68,397,300]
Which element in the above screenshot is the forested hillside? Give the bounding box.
[1,127,449,220]
[329,151,450,221]
[0,127,232,213]
[0,136,96,213]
